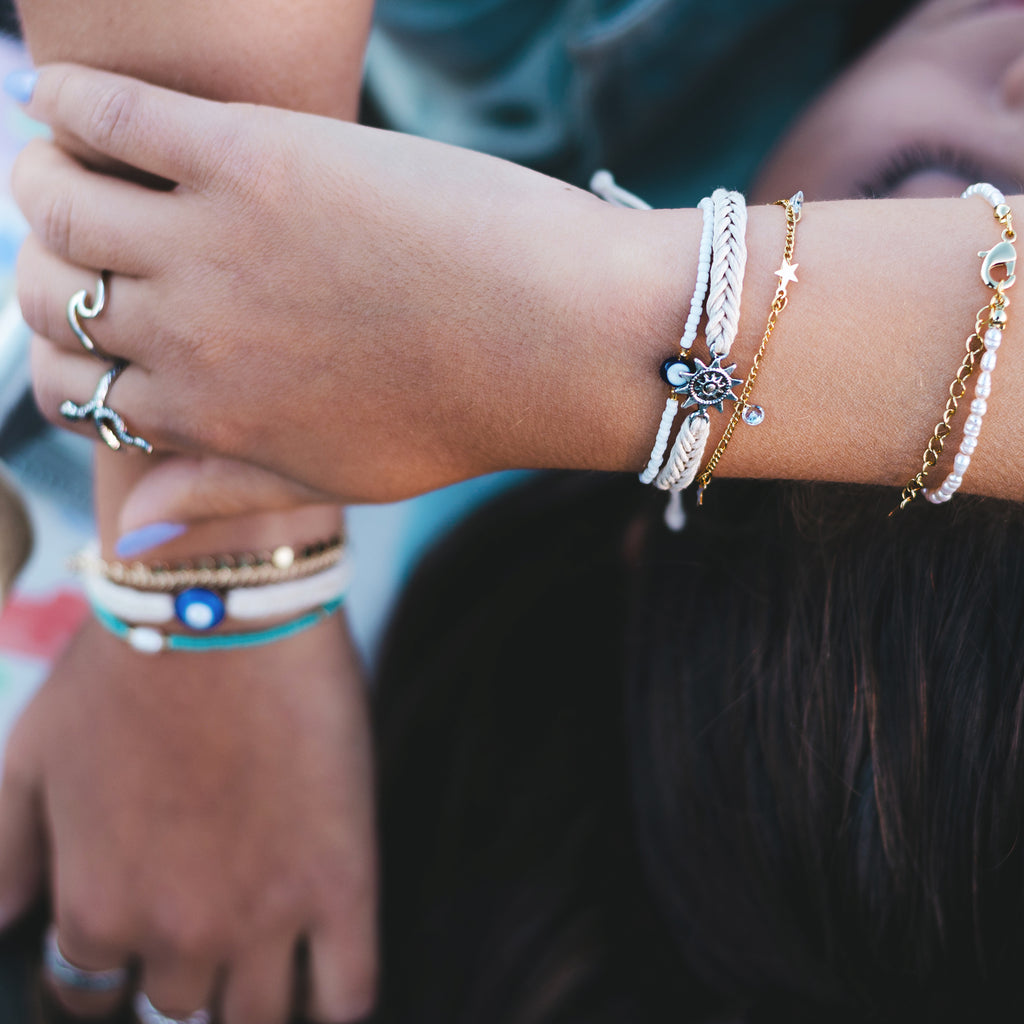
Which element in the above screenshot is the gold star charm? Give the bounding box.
[775,258,799,288]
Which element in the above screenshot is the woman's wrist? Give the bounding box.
[488,191,1022,501]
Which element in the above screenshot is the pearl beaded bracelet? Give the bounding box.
[895,183,1016,510]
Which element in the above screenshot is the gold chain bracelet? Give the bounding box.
[696,191,802,502]
[69,534,345,592]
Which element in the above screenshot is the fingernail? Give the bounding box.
[115,522,187,559]
[3,70,37,104]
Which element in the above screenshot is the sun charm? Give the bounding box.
[659,355,743,413]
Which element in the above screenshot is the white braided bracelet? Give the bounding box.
[639,196,715,483]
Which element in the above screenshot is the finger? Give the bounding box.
[25,63,238,189]
[41,925,131,1019]
[118,457,329,533]
[18,237,151,360]
[12,139,174,275]
[136,958,218,1024]
[30,333,154,449]
[306,895,378,1023]
[0,722,45,931]
[220,938,296,1024]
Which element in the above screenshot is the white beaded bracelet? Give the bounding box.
[80,548,352,631]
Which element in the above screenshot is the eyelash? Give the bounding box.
[856,143,996,199]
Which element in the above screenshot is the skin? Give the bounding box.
[0,0,380,1022]
[4,0,1024,1019]
[11,0,1024,511]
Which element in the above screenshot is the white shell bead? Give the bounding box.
[984,327,1002,349]
[947,475,963,488]
[975,371,992,398]
[971,398,988,416]
[964,414,983,437]
[128,626,165,654]
[961,435,978,454]
[954,453,971,475]
[981,351,998,372]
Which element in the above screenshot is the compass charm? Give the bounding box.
[659,354,743,413]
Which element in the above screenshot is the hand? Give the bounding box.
[0,614,377,1023]
[13,63,642,506]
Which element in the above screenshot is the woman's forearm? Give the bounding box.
[494,193,1021,501]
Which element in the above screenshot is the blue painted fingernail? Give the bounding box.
[3,70,37,104]
[115,522,187,559]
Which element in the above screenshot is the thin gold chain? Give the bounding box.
[696,194,800,499]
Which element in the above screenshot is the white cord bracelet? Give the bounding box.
[639,196,715,483]
[80,548,352,631]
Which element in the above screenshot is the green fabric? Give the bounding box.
[365,0,873,205]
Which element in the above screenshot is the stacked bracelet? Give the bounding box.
[695,190,803,501]
[81,553,352,632]
[72,533,352,654]
[895,183,1016,511]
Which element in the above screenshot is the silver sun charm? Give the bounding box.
[659,355,743,413]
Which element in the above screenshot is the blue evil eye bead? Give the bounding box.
[173,588,226,631]
[660,356,692,388]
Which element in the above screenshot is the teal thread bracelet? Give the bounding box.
[91,598,344,654]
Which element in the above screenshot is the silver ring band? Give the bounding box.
[42,925,129,994]
[67,271,113,360]
[60,361,154,454]
[134,991,211,1024]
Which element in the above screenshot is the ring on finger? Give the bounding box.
[42,925,130,994]
[67,271,114,360]
[134,991,212,1024]
[60,361,154,454]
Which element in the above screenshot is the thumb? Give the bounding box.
[0,721,46,931]
[117,456,329,535]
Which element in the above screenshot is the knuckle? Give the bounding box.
[147,900,227,961]
[87,83,139,153]
[58,898,131,956]
[36,188,76,259]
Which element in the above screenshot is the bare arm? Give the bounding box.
[1,4,379,1024]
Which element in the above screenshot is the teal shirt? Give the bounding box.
[365,0,888,206]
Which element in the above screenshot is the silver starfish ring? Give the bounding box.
[60,361,154,454]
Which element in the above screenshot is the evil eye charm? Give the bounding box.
[664,355,743,413]
[174,588,226,631]
[660,356,693,389]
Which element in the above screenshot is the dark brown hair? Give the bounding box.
[371,473,1024,1023]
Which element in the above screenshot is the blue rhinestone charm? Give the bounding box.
[174,588,226,631]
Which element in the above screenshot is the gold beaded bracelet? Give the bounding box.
[68,534,345,592]
[695,190,803,502]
